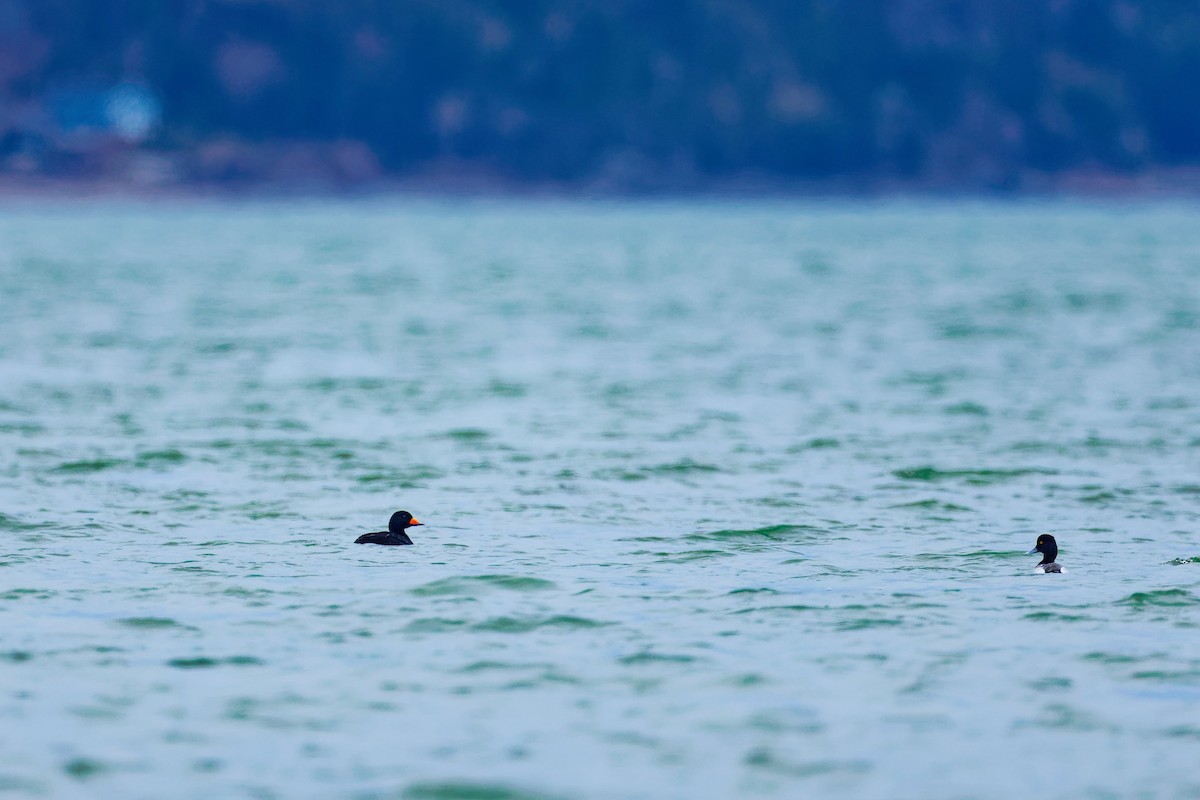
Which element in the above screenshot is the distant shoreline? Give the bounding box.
[4,164,1200,202]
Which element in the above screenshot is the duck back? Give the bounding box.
[355,530,414,546]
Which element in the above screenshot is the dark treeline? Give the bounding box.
[2,0,1200,190]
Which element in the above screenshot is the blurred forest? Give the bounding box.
[2,0,1200,192]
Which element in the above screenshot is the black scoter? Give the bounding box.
[355,511,423,545]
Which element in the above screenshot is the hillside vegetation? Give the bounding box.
[2,1,1199,189]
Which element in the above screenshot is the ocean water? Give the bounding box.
[2,198,1200,799]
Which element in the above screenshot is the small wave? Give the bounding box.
[356,466,445,487]
[937,322,1018,339]
[891,499,973,512]
[0,422,43,434]
[893,368,968,390]
[404,618,468,633]
[1079,491,1119,504]
[785,437,840,452]
[564,458,692,482]
[1018,702,1108,732]
[687,524,821,542]
[0,513,46,532]
[732,605,821,615]
[63,758,106,780]
[167,656,263,669]
[223,587,274,598]
[892,466,1056,484]
[1025,611,1093,622]
[471,615,609,633]
[410,575,557,596]
[116,617,182,629]
[1082,652,1147,664]
[456,660,553,673]
[404,781,567,800]
[135,449,187,467]
[744,747,870,777]
[654,549,735,563]
[1162,726,1200,739]
[590,469,646,482]
[640,459,720,476]
[1117,589,1200,608]
[618,651,697,665]
[171,565,223,575]
[1008,440,1063,454]
[944,401,988,416]
[305,377,388,393]
[730,673,768,687]
[233,501,302,521]
[1,588,55,600]
[1130,670,1200,684]
[48,459,124,475]
[441,427,491,441]
[488,380,527,397]
[957,549,1018,559]
[837,617,903,631]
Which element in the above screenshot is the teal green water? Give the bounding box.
[2,199,1200,799]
